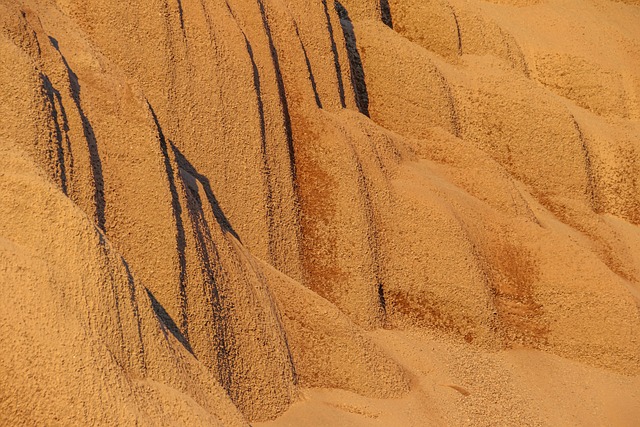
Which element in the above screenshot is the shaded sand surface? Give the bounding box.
[1,0,639,425]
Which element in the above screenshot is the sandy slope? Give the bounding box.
[0,0,639,425]
[258,330,640,426]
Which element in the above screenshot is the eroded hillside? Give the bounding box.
[1,0,639,425]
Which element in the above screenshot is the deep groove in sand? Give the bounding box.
[336,1,370,116]
[321,0,347,108]
[50,36,105,230]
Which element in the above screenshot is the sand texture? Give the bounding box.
[1,0,639,425]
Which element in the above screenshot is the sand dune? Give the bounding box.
[1,0,639,425]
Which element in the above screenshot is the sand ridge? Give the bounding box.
[1,0,639,424]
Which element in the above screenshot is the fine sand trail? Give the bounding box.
[1,0,639,425]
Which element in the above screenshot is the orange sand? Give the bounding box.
[1,0,639,425]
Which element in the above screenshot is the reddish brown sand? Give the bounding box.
[1,0,639,425]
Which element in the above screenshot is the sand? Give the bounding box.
[0,0,639,425]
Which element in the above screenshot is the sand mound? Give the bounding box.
[1,0,639,424]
